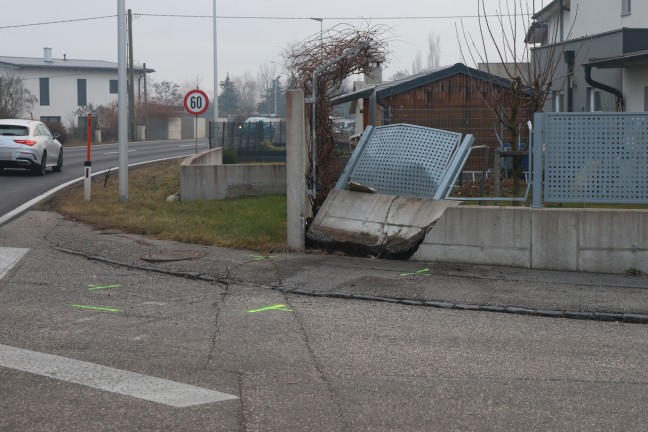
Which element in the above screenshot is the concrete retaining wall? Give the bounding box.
[180,148,287,201]
[412,206,648,274]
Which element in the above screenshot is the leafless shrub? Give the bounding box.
[458,0,579,201]
[283,23,391,211]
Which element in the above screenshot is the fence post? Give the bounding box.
[493,149,501,203]
[286,89,311,251]
[532,112,544,208]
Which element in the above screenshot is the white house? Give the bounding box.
[527,0,648,112]
[0,47,153,124]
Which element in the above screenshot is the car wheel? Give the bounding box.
[32,152,46,176]
[53,148,63,172]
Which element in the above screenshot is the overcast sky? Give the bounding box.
[0,0,547,94]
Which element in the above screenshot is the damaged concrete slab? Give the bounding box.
[306,189,460,259]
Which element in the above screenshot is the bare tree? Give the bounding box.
[390,69,410,81]
[180,75,204,94]
[427,32,441,69]
[283,23,390,210]
[458,0,577,202]
[0,70,37,118]
[234,71,259,115]
[257,63,279,99]
[151,80,182,106]
[411,51,423,75]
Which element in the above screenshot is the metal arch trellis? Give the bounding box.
[308,39,373,202]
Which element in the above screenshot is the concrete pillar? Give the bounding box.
[136,126,146,141]
[286,89,310,251]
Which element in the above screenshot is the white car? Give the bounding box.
[0,119,63,175]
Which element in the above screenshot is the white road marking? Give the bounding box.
[0,247,29,280]
[0,156,190,227]
[103,150,137,155]
[0,344,238,407]
[178,144,194,147]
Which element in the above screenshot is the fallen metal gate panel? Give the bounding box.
[338,124,462,199]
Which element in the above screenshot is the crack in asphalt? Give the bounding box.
[236,371,248,432]
[205,290,228,370]
[284,294,350,432]
[52,246,648,325]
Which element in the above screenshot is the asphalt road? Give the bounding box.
[1,212,648,431]
[0,139,208,221]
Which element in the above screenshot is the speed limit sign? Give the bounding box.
[183,89,210,116]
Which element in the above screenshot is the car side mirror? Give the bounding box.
[53,133,60,139]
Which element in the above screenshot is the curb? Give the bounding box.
[280,289,648,324]
[54,247,648,325]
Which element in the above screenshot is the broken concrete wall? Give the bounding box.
[306,189,460,258]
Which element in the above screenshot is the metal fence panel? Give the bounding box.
[545,113,648,203]
[384,108,533,172]
[348,124,461,199]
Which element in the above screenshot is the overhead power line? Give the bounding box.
[136,13,521,20]
[0,15,116,29]
[0,12,526,29]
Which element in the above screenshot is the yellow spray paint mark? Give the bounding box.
[247,304,293,313]
[87,284,121,291]
[400,268,430,277]
[70,304,121,313]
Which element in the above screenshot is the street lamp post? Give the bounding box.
[310,17,323,45]
[212,0,219,149]
[274,77,278,115]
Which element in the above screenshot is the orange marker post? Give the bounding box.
[84,114,92,201]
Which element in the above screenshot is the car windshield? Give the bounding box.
[0,125,29,136]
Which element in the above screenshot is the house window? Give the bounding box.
[587,88,602,112]
[553,91,565,112]
[40,116,61,124]
[39,78,50,106]
[622,0,631,15]
[109,79,118,94]
[77,79,87,106]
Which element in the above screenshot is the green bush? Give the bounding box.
[223,147,238,164]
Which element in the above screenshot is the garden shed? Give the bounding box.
[337,63,533,171]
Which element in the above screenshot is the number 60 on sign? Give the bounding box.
[183,89,209,116]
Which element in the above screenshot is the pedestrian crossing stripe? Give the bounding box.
[0,247,29,281]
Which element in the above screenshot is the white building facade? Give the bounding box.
[528,0,648,112]
[0,48,152,125]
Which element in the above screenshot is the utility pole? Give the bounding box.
[118,0,128,201]
[127,9,135,141]
[143,62,148,135]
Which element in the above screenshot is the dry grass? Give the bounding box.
[48,159,288,252]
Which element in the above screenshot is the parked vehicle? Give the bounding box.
[239,117,275,141]
[0,119,63,175]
